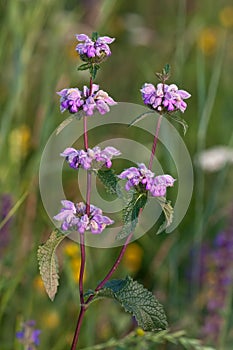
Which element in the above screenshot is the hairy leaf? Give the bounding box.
[116,192,147,240]
[77,63,91,71]
[97,168,119,195]
[37,229,67,301]
[95,276,168,331]
[156,197,174,234]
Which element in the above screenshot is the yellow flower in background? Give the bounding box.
[9,124,31,161]
[64,241,79,258]
[70,256,87,283]
[70,257,81,283]
[136,327,145,336]
[33,275,45,293]
[219,6,233,28]
[64,242,87,283]
[41,310,60,329]
[197,28,217,55]
[123,243,143,273]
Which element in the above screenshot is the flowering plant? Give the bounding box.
[37,32,191,349]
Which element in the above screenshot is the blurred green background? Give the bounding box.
[0,0,233,349]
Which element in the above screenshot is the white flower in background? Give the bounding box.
[196,146,233,172]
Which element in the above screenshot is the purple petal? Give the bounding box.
[76,34,90,41]
[98,36,115,44]
[178,89,191,99]
[61,200,76,210]
[60,148,77,157]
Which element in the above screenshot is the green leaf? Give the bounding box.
[116,192,147,240]
[77,63,91,71]
[163,63,170,75]
[94,276,168,331]
[37,229,67,301]
[92,31,99,41]
[97,168,120,195]
[167,113,188,135]
[90,64,100,80]
[156,197,174,234]
[128,111,155,127]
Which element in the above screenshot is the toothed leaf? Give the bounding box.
[94,277,168,331]
[97,168,120,195]
[37,229,67,301]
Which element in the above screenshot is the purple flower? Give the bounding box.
[76,33,115,62]
[16,320,41,349]
[54,201,114,234]
[57,84,117,116]
[118,163,175,197]
[199,223,233,342]
[141,82,191,113]
[60,146,121,170]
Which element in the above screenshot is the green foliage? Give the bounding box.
[97,168,120,195]
[81,329,216,350]
[116,192,148,240]
[78,63,92,71]
[156,63,171,82]
[92,276,167,331]
[163,63,170,75]
[90,64,100,80]
[92,31,99,41]
[167,112,188,135]
[37,229,67,301]
[156,197,174,234]
[77,62,100,79]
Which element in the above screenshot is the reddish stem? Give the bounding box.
[89,76,93,96]
[70,104,92,350]
[70,305,86,350]
[85,232,134,305]
[79,233,86,305]
[148,114,162,171]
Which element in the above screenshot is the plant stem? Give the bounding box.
[85,232,134,305]
[148,114,162,171]
[71,82,163,349]
[95,231,133,289]
[79,233,86,305]
[70,98,92,350]
[70,305,86,350]
[85,112,163,305]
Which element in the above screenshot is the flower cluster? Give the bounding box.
[76,34,115,63]
[57,84,117,116]
[200,226,233,342]
[141,83,191,113]
[16,320,41,350]
[61,146,121,170]
[54,200,114,234]
[118,163,175,197]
